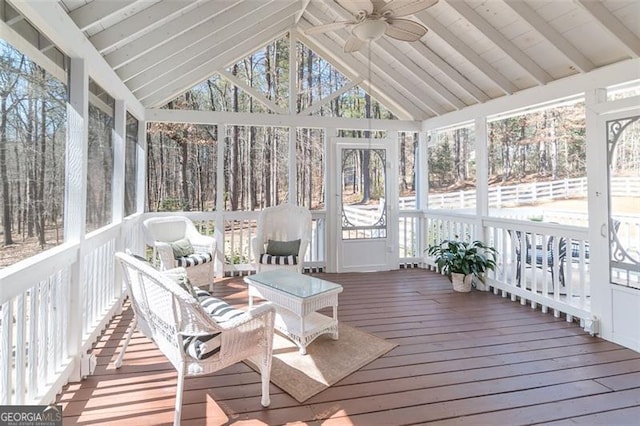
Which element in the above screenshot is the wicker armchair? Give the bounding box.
[142,216,216,287]
[114,252,275,426]
[252,204,312,273]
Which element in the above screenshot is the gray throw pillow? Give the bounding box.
[266,239,301,256]
[171,237,194,258]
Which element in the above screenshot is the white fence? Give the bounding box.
[400,176,640,210]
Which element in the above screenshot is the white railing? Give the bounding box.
[421,211,592,325]
[0,203,624,406]
[0,216,142,405]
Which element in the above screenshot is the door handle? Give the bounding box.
[601,223,607,238]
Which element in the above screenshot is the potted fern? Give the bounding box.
[426,238,498,292]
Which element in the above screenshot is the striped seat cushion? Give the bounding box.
[183,288,244,360]
[176,252,213,268]
[259,253,298,265]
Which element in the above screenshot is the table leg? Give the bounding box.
[332,303,339,340]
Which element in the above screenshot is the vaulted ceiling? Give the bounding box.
[50,0,640,120]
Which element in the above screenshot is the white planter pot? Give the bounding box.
[451,272,473,292]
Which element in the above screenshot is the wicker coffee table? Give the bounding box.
[245,269,343,355]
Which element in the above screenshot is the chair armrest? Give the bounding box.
[251,236,265,261]
[155,242,176,270]
[190,234,215,254]
[219,302,276,331]
[298,238,310,261]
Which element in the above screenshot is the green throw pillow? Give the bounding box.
[266,239,301,256]
[163,267,197,298]
[171,237,194,258]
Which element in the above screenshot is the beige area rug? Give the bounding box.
[245,324,396,403]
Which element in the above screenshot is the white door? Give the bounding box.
[332,137,398,273]
[589,107,640,351]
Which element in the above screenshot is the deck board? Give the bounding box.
[57,268,640,425]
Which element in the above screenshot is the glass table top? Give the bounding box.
[245,269,342,298]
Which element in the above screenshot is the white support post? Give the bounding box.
[66,57,89,382]
[112,99,126,225]
[585,88,610,339]
[288,30,297,204]
[112,100,126,307]
[215,124,225,278]
[475,116,489,242]
[136,117,147,216]
[416,131,428,210]
[416,131,428,264]
[325,127,337,273]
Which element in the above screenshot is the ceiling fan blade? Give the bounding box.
[378,0,439,18]
[304,21,354,35]
[386,19,427,41]
[336,0,374,16]
[344,35,365,53]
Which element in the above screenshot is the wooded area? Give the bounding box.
[146,37,397,212]
[0,41,66,252]
[2,33,638,267]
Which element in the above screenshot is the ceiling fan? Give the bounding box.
[305,0,438,53]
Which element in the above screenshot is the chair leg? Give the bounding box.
[174,366,186,426]
[114,316,137,368]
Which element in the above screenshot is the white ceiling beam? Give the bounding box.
[219,69,289,115]
[68,0,140,32]
[404,41,489,103]
[313,1,464,112]
[90,0,198,53]
[117,1,272,82]
[129,2,298,97]
[8,0,145,118]
[446,0,552,85]
[422,58,640,131]
[376,37,466,110]
[0,20,66,83]
[139,16,296,107]
[297,28,422,120]
[576,0,640,58]
[298,78,362,116]
[505,0,594,73]
[146,108,422,132]
[295,0,311,24]
[414,10,517,95]
[105,0,241,70]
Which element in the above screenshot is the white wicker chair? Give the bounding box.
[114,252,275,426]
[142,216,216,287]
[251,204,312,273]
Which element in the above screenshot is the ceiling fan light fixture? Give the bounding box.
[352,19,387,41]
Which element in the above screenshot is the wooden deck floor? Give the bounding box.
[57,268,640,425]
